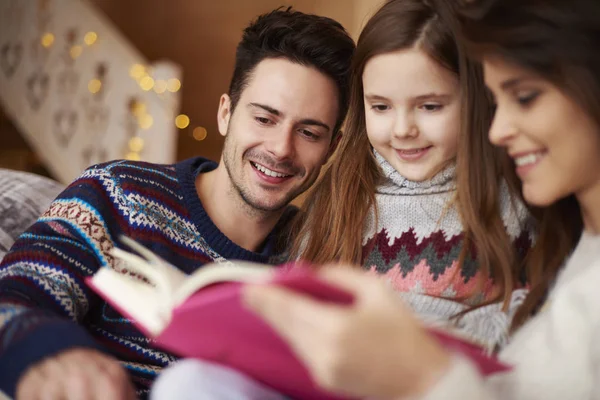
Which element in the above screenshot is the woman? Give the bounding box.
[245,0,600,399]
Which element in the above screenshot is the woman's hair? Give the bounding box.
[460,0,597,328]
[289,0,523,308]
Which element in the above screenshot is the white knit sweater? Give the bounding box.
[365,151,533,350]
[421,232,600,400]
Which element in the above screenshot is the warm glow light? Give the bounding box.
[139,114,154,130]
[139,76,155,91]
[175,114,190,129]
[70,45,83,59]
[129,64,145,79]
[125,152,141,161]
[153,79,167,94]
[41,33,55,48]
[132,102,147,117]
[193,126,208,141]
[129,137,145,152]
[84,31,98,46]
[167,78,181,92]
[88,79,102,94]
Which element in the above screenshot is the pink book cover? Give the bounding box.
[88,266,511,400]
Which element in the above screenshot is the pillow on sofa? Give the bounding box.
[0,169,64,260]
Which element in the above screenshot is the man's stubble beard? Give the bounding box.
[222,133,297,215]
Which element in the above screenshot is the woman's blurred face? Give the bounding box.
[483,55,600,209]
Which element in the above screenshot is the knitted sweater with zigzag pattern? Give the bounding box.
[362,151,534,348]
[0,157,295,399]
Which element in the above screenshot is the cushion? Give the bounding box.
[0,169,64,260]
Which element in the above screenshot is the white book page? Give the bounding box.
[112,237,276,309]
[113,237,188,305]
[173,261,275,306]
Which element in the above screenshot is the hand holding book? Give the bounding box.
[242,266,510,400]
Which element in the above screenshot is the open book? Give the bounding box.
[87,237,511,400]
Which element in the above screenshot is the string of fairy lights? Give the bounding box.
[37,29,208,161]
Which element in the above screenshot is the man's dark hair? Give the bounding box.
[228,7,355,138]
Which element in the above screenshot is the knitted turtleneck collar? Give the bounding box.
[374,150,457,195]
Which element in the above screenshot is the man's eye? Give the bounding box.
[255,117,272,125]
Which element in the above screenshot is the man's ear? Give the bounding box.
[325,130,343,162]
[217,94,232,137]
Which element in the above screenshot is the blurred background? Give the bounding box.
[0,0,383,184]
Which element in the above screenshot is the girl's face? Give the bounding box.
[483,55,600,208]
[363,48,461,181]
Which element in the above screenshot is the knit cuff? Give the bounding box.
[0,320,104,398]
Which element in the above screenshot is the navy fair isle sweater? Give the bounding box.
[0,157,295,399]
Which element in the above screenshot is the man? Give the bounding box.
[0,7,354,399]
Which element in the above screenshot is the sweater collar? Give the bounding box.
[175,157,291,264]
[374,150,456,195]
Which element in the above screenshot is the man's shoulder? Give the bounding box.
[83,159,179,181]
[53,160,185,211]
[81,156,220,184]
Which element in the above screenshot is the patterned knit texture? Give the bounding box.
[362,151,534,347]
[0,157,294,399]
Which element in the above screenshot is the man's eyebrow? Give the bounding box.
[249,102,281,116]
[249,103,330,132]
[298,118,330,132]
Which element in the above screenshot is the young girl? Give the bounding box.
[246,0,600,399]
[152,0,532,398]
[289,0,531,345]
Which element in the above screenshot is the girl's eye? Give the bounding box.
[420,103,443,112]
[371,104,389,112]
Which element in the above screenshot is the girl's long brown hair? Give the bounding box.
[289,0,525,308]
[460,0,596,328]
